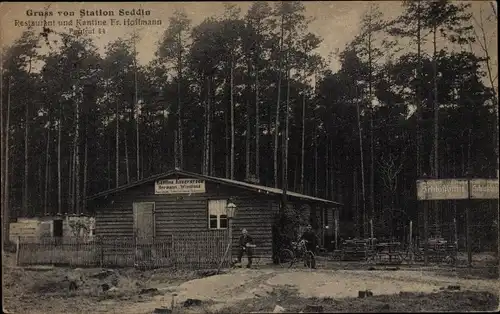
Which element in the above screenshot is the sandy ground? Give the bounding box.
[3,252,499,314]
[120,267,500,313]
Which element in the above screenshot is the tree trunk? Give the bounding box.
[356,93,367,238]
[283,56,291,193]
[203,77,207,175]
[353,170,359,237]
[141,141,145,179]
[209,76,215,177]
[115,102,120,187]
[174,129,178,169]
[467,129,472,172]
[432,26,440,229]
[178,31,184,170]
[69,147,74,214]
[326,134,329,199]
[204,75,211,176]
[58,108,62,215]
[245,104,251,180]
[314,128,318,197]
[416,0,422,177]
[268,97,273,171]
[245,59,251,180]
[202,78,206,175]
[255,54,260,182]
[210,130,215,176]
[38,157,43,215]
[291,157,295,191]
[150,136,155,175]
[44,125,50,215]
[24,97,29,216]
[225,78,230,178]
[83,129,88,213]
[136,97,140,181]
[107,132,111,189]
[201,129,205,174]
[208,76,212,176]
[368,29,375,224]
[73,144,77,214]
[74,93,80,215]
[3,77,12,243]
[274,13,285,188]
[300,91,306,193]
[330,139,335,199]
[124,124,130,184]
[432,26,439,176]
[230,56,235,180]
[1,74,4,228]
[134,32,141,179]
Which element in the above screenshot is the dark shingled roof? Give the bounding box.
[87,169,342,206]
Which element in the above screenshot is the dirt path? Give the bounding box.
[5,250,498,314]
[116,268,500,313]
[268,269,499,299]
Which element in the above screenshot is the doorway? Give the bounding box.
[133,202,155,241]
[133,202,155,263]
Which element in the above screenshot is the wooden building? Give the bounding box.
[87,169,341,264]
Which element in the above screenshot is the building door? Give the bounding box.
[133,202,155,243]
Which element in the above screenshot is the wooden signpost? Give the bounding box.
[416,177,499,267]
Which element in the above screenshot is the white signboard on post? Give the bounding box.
[416,179,468,200]
[470,179,499,199]
[155,178,206,194]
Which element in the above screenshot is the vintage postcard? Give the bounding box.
[1,1,499,313]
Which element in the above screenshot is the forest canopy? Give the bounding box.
[1,1,498,240]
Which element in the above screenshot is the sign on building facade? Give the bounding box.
[155,178,206,194]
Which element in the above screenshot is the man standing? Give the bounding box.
[300,224,318,269]
[237,228,254,268]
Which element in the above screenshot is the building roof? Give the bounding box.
[87,169,342,206]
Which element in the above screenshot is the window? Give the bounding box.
[208,200,228,229]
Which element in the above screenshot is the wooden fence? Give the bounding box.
[16,230,230,269]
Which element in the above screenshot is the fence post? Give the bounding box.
[370,219,374,251]
[453,218,458,253]
[15,236,20,266]
[171,234,175,267]
[335,217,339,250]
[424,200,429,266]
[409,220,413,263]
[74,237,79,267]
[228,218,233,265]
[100,237,104,267]
[134,236,137,267]
[466,174,472,268]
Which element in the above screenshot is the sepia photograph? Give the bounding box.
[1,1,499,313]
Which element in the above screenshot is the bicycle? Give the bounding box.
[278,239,315,269]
